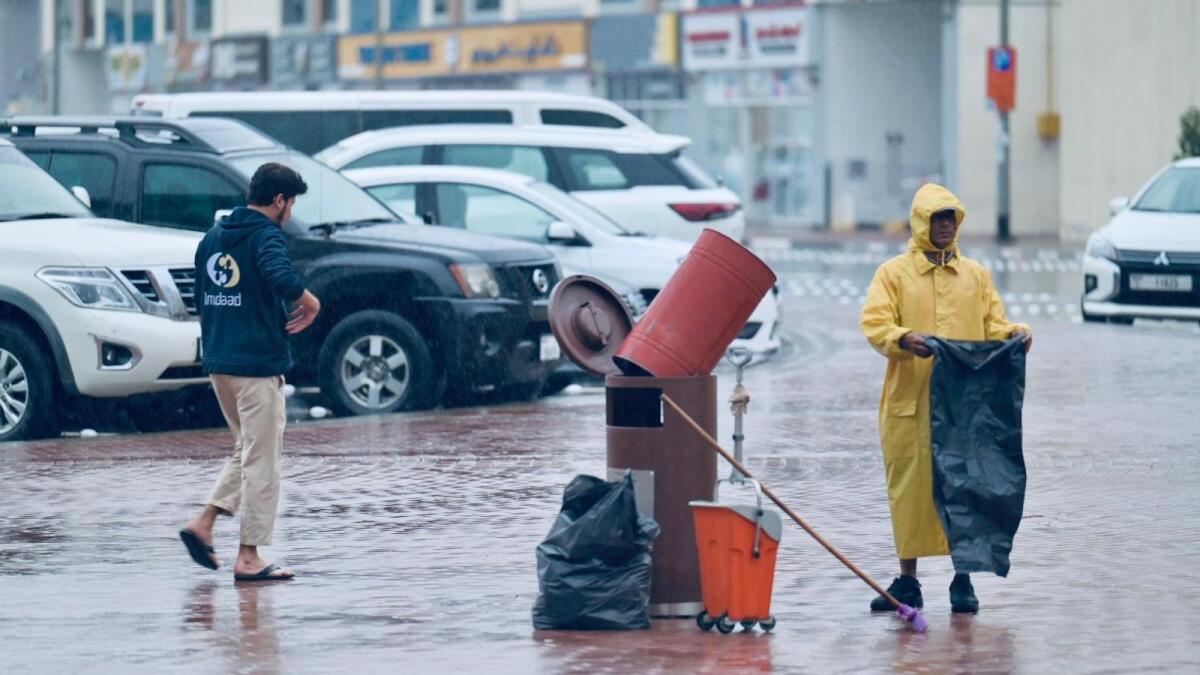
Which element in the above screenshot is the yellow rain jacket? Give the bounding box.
[860,184,1030,559]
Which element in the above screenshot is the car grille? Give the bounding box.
[1116,249,1200,266]
[170,268,199,316]
[121,270,160,302]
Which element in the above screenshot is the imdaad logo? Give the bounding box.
[204,251,243,307]
[206,252,242,288]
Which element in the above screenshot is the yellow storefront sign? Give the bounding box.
[338,21,588,81]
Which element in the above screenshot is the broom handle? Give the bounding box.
[662,393,902,610]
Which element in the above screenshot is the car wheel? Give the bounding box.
[318,311,437,417]
[1109,316,1135,326]
[0,324,60,442]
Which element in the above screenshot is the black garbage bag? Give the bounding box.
[927,337,1027,577]
[532,472,660,630]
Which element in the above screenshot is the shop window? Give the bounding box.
[190,0,213,34]
[350,0,378,33]
[390,0,419,30]
[322,0,338,25]
[540,110,626,129]
[433,0,448,24]
[346,146,427,170]
[283,0,307,26]
[104,0,125,44]
[697,0,739,7]
[475,0,501,11]
[433,183,556,243]
[142,164,243,232]
[442,145,550,183]
[132,0,154,43]
[164,0,176,36]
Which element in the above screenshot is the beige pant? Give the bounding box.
[206,374,286,547]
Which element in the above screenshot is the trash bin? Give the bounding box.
[615,229,777,377]
[550,275,717,617]
[547,232,776,618]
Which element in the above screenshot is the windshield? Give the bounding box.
[228,153,395,227]
[1134,167,1200,213]
[529,182,628,235]
[0,148,92,221]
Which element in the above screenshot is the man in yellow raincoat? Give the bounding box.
[860,184,1031,613]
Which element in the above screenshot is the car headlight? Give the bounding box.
[449,264,502,299]
[37,268,141,313]
[1086,235,1118,261]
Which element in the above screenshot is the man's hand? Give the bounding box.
[287,290,321,335]
[1013,331,1033,353]
[899,331,933,358]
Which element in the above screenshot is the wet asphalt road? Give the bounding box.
[2,239,1198,673]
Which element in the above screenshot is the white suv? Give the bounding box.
[0,140,206,441]
[315,124,746,243]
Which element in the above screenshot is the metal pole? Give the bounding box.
[997,0,1012,241]
[51,0,62,114]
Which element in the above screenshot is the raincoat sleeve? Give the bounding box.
[982,270,1031,340]
[861,267,914,360]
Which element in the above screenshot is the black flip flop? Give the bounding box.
[234,563,295,582]
[179,528,219,571]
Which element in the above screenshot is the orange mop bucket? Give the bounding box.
[690,479,782,633]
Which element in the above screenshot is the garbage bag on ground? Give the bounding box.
[927,337,1027,577]
[532,472,660,630]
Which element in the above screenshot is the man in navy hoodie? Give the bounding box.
[180,163,321,582]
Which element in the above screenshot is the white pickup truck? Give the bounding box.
[0,139,206,441]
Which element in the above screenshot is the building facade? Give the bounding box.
[14,0,1200,240]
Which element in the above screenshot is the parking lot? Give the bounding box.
[2,239,1197,673]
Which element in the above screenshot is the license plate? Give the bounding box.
[540,334,562,362]
[1130,274,1193,292]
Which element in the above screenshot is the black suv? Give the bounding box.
[2,116,562,416]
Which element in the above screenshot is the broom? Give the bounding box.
[662,393,928,633]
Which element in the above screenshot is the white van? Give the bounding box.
[131,90,651,155]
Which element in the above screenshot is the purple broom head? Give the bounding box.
[896,604,928,633]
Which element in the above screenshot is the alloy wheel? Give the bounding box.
[339,335,410,410]
[0,348,29,435]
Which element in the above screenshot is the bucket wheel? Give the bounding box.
[715,615,737,634]
[740,620,757,632]
[696,611,716,631]
[759,616,777,632]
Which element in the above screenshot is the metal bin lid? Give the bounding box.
[548,275,635,376]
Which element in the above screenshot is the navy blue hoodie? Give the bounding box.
[195,207,306,377]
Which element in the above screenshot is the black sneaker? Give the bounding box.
[950,573,979,613]
[870,575,923,612]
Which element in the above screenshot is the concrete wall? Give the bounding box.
[820,0,944,228]
[954,0,1060,239]
[0,0,42,113]
[1058,0,1200,241]
[214,0,283,38]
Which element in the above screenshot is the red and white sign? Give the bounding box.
[682,8,810,71]
[682,13,740,70]
[746,8,809,66]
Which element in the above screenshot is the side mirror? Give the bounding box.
[213,208,233,225]
[547,221,578,242]
[1108,197,1130,215]
[71,186,92,209]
